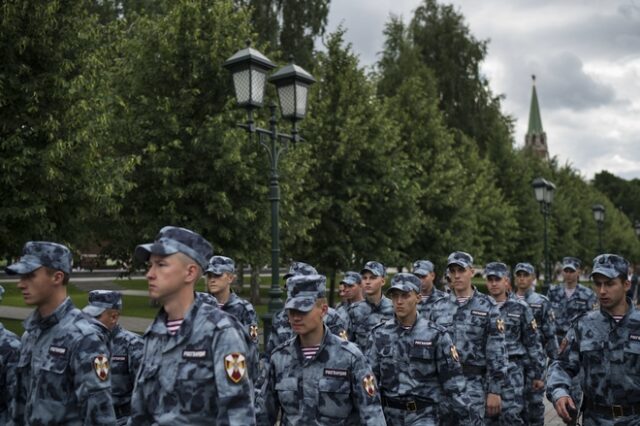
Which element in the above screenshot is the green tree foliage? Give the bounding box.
[0,1,133,257]
[593,170,640,223]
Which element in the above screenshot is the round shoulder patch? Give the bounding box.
[224,352,247,383]
[93,355,110,381]
[496,318,505,333]
[450,344,460,363]
[362,373,377,397]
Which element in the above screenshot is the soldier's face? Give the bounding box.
[206,272,234,295]
[417,272,435,293]
[515,272,534,290]
[338,284,346,299]
[486,275,507,297]
[343,284,361,301]
[146,254,190,302]
[448,265,472,291]
[592,274,630,311]
[562,268,579,285]
[390,290,419,320]
[361,272,384,296]
[17,267,60,306]
[288,303,327,335]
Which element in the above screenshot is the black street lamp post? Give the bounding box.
[224,42,315,345]
[532,177,556,295]
[592,204,605,254]
[635,221,640,239]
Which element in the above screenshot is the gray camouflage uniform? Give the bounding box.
[110,325,143,425]
[0,285,21,425]
[547,254,640,426]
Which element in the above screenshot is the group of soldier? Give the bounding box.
[0,224,638,425]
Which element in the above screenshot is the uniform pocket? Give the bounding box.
[176,362,215,412]
[409,345,437,378]
[38,357,70,404]
[317,377,351,419]
[275,377,298,415]
[624,342,640,375]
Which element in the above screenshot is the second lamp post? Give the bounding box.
[223,42,316,344]
[592,204,605,253]
[532,177,556,295]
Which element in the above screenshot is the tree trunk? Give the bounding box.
[250,265,261,305]
[328,268,337,307]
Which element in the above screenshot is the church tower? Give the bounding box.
[524,75,549,160]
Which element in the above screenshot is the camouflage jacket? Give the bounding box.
[511,288,559,359]
[14,297,116,425]
[547,302,640,408]
[367,315,475,424]
[221,292,259,344]
[110,325,143,409]
[0,324,20,424]
[257,326,385,426]
[427,289,508,395]
[128,296,255,425]
[547,283,597,336]
[418,288,447,316]
[496,299,546,380]
[347,296,394,351]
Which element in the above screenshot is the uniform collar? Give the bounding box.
[24,296,74,331]
[294,324,329,362]
[600,298,635,321]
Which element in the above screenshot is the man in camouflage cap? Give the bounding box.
[129,226,255,424]
[257,274,386,425]
[6,241,116,424]
[427,251,507,423]
[0,285,21,424]
[82,290,143,426]
[484,262,545,426]
[412,259,446,315]
[335,271,364,327]
[367,273,476,425]
[347,261,394,351]
[511,262,558,426]
[548,254,640,425]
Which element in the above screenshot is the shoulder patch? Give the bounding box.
[93,355,110,381]
[558,338,569,355]
[362,373,377,397]
[249,324,259,340]
[224,352,247,383]
[450,344,460,363]
[530,319,538,332]
[338,329,349,341]
[496,318,505,333]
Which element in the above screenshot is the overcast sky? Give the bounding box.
[323,0,640,180]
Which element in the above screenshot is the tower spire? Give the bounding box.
[524,75,549,159]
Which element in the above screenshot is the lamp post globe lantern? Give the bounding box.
[532,177,555,295]
[223,42,315,345]
[592,204,605,253]
[635,221,640,238]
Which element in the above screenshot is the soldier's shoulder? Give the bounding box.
[578,284,596,295]
[199,302,238,330]
[0,327,21,349]
[420,317,447,334]
[326,307,341,319]
[67,308,105,338]
[334,335,367,359]
[348,300,368,315]
[474,292,496,307]
[372,319,392,334]
[271,335,297,356]
[118,327,143,343]
[547,284,562,294]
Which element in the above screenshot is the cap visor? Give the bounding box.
[134,242,179,263]
[284,296,316,312]
[562,265,577,271]
[360,268,381,276]
[447,260,467,269]
[413,269,430,276]
[5,260,42,275]
[590,267,617,279]
[386,285,411,295]
[82,305,106,317]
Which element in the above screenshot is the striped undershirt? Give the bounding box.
[301,345,320,359]
[456,296,470,305]
[612,315,624,323]
[516,294,525,300]
[495,301,505,308]
[166,318,184,336]
[217,303,225,309]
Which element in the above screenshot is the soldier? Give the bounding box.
[427,251,507,423]
[205,256,259,345]
[335,271,363,327]
[257,274,386,425]
[6,241,116,424]
[547,256,597,418]
[0,285,21,424]
[128,226,255,424]
[82,290,143,426]
[412,259,446,315]
[367,273,476,425]
[485,262,545,426]
[347,261,394,351]
[547,253,640,425]
[511,262,558,426]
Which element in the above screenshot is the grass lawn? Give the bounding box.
[1,318,24,336]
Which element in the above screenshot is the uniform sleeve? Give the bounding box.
[350,351,386,426]
[128,335,144,384]
[546,326,580,403]
[255,357,279,426]
[485,304,508,395]
[212,325,256,425]
[72,333,117,425]
[541,301,559,359]
[127,338,151,425]
[0,335,21,424]
[365,330,381,383]
[521,305,545,380]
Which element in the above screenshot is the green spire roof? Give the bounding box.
[527,75,544,134]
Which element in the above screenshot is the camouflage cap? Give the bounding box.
[5,241,73,275]
[283,261,317,279]
[412,260,434,276]
[562,256,582,271]
[134,226,212,271]
[386,273,421,294]
[82,290,123,317]
[514,262,535,275]
[361,260,386,277]
[591,253,629,280]
[205,255,236,275]
[447,251,474,269]
[340,271,362,286]
[485,262,509,278]
[284,274,326,312]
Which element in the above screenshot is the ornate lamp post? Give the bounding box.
[223,42,315,345]
[591,204,605,253]
[532,177,556,295]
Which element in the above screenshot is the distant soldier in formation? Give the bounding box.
[548,253,640,425]
[257,274,386,425]
[484,262,545,425]
[348,261,394,351]
[82,290,143,426]
[511,262,558,426]
[335,271,363,329]
[412,259,446,315]
[6,241,116,424]
[128,226,255,424]
[428,251,507,423]
[547,256,597,421]
[0,285,21,424]
[367,273,477,425]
